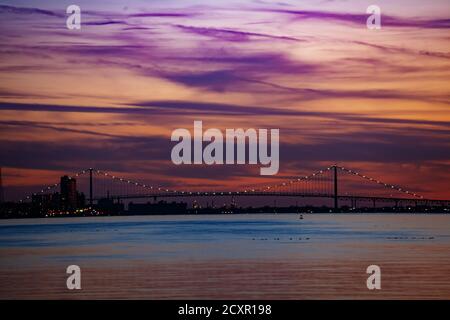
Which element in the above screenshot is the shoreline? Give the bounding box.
[1,210,450,221]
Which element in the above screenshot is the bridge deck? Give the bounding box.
[94,192,450,205]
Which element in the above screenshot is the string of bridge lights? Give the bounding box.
[240,167,333,194]
[95,169,268,197]
[94,169,181,195]
[336,166,423,199]
[239,166,424,199]
[19,165,424,201]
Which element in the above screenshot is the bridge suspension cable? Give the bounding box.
[239,166,334,194]
[92,169,184,196]
[337,166,423,199]
[18,165,426,202]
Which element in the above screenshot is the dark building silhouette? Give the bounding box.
[77,192,86,209]
[128,201,187,215]
[60,176,77,210]
[32,193,59,215]
[97,197,124,214]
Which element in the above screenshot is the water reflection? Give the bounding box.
[0,214,449,299]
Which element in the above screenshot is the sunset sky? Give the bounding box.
[0,0,449,200]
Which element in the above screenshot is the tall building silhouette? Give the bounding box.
[60,175,77,209]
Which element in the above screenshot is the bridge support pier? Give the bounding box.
[89,168,93,207]
[333,165,338,212]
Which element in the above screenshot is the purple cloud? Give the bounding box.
[1,118,449,182]
[351,40,450,60]
[2,102,448,130]
[0,4,63,17]
[153,51,319,92]
[174,24,304,42]
[265,9,450,29]
[84,20,128,26]
[128,12,193,18]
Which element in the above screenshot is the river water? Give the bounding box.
[0,213,449,299]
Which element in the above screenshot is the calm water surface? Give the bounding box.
[0,214,449,299]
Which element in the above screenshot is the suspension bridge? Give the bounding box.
[18,165,450,210]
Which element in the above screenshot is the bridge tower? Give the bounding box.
[333,165,338,212]
[89,168,93,207]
